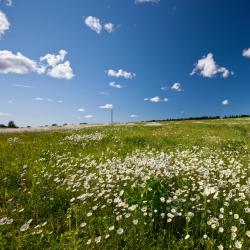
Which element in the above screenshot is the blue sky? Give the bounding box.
[0,0,250,126]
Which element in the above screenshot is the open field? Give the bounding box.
[0,119,250,249]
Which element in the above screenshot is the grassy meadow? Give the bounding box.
[0,118,250,249]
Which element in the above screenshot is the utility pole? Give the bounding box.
[111,108,114,125]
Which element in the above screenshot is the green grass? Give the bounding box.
[0,118,250,249]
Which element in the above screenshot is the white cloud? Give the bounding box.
[85,16,102,34]
[222,99,229,105]
[135,0,160,4]
[150,96,161,103]
[57,100,63,104]
[145,96,168,103]
[40,50,67,67]
[85,16,116,34]
[84,114,93,118]
[191,53,232,78]
[0,50,73,80]
[0,10,10,37]
[109,82,123,88]
[242,48,250,58]
[171,82,183,92]
[0,112,11,116]
[104,23,115,33]
[47,61,74,80]
[41,50,74,80]
[128,114,138,118]
[34,97,43,101]
[99,104,113,109]
[77,108,85,112]
[107,69,136,79]
[0,50,45,74]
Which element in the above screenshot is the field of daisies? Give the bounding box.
[0,119,250,249]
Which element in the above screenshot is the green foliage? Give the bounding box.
[0,118,250,249]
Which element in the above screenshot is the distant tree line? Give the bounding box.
[0,121,18,128]
[143,114,250,123]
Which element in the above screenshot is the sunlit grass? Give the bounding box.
[0,119,249,249]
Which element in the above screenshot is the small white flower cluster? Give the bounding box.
[7,137,20,143]
[64,132,106,145]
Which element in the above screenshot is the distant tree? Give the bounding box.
[8,121,17,128]
[51,123,58,127]
[0,124,7,128]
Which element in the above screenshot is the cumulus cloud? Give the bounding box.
[107,69,136,79]
[0,10,10,37]
[77,108,85,112]
[0,49,73,80]
[171,82,183,92]
[41,50,74,80]
[0,50,45,74]
[222,99,229,105]
[135,0,160,4]
[84,16,102,34]
[145,96,168,103]
[47,61,74,80]
[99,104,113,109]
[84,114,93,118]
[57,100,63,104]
[104,23,115,33]
[191,53,232,78]
[109,82,123,88]
[84,16,115,34]
[150,96,161,103]
[40,50,67,67]
[242,48,250,58]
[128,114,138,118]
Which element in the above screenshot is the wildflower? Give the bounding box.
[117,228,124,235]
[133,219,138,225]
[203,234,208,239]
[86,239,91,245]
[95,236,101,244]
[234,214,239,220]
[109,225,115,231]
[184,234,190,240]
[231,226,237,233]
[246,231,250,238]
[160,197,165,203]
[0,217,13,226]
[105,234,110,239]
[20,219,32,232]
[80,222,87,228]
[218,227,224,233]
[239,219,245,224]
[217,245,224,250]
[235,241,242,249]
[87,211,93,217]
